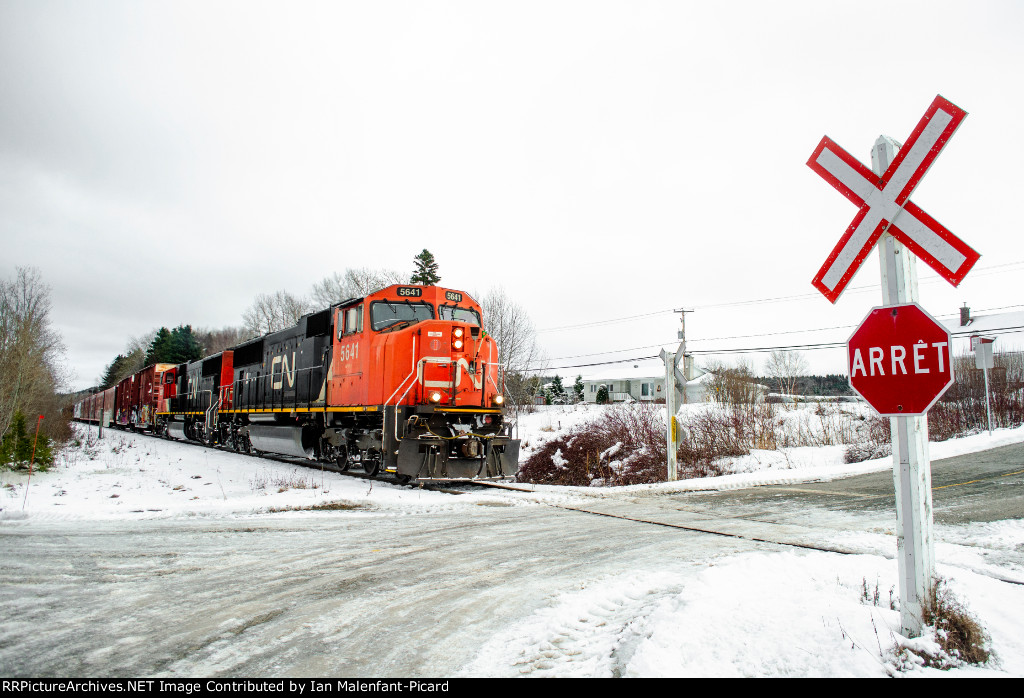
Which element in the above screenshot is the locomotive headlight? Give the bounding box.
[429,391,443,403]
[453,339,464,350]
[453,328,464,338]
[492,395,504,406]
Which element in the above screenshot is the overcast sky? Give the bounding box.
[2,0,1023,390]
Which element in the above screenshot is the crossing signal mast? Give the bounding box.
[808,95,980,637]
[661,307,693,481]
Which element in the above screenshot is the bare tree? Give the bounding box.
[765,349,809,395]
[479,287,546,408]
[242,290,314,337]
[0,267,69,443]
[195,326,248,355]
[704,358,762,406]
[308,268,405,308]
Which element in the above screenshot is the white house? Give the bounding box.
[579,361,711,404]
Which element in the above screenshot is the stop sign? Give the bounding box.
[847,303,954,416]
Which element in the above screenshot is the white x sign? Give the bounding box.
[809,96,980,303]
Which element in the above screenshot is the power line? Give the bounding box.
[533,323,1024,372]
[535,259,1024,334]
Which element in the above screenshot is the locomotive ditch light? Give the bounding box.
[492,395,504,406]
[429,391,443,403]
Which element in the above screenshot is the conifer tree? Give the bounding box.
[574,375,585,403]
[410,249,441,285]
[0,411,52,470]
[145,326,203,365]
[551,375,566,401]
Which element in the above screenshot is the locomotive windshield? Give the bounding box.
[371,300,435,331]
[438,304,481,326]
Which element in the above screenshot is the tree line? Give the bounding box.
[0,267,67,468]
[97,250,444,389]
[95,249,546,410]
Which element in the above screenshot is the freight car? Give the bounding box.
[74,363,177,432]
[80,284,519,482]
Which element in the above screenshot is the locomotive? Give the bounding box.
[76,284,520,482]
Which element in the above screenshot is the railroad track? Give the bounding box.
[87,423,520,494]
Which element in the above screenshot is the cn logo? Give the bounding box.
[271,352,296,390]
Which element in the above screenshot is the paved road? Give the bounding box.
[643,441,1024,525]
[0,504,761,677]
[1,442,1020,677]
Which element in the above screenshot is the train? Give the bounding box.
[74,284,520,482]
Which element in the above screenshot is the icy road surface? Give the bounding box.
[0,503,761,677]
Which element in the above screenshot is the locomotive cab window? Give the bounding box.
[438,304,481,326]
[371,300,434,331]
[345,305,363,335]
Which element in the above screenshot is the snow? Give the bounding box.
[459,551,1024,678]
[2,419,1023,677]
[513,402,1024,493]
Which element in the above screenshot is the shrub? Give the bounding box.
[922,579,991,665]
[518,403,736,486]
[517,403,669,486]
[0,411,54,471]
[894,579,991,670]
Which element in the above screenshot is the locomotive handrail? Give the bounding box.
[384,334,419,407]
[390,356,442,442]
[231,365,324,413]
[204,398,221,440]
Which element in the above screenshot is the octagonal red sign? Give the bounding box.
[847,303,954,416]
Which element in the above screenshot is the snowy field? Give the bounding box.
[2,417,1023,677]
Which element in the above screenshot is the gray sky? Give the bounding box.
[2,0,1023,390]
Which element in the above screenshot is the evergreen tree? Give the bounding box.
[550,375,566,401]
[596,385,609,404]
[574,375,585,403]
[0,411,52,470]
[168,325,202,363]
[410,249,441,285]
[100,354,131,389]
[145,326,203,365]
[145,328,173,365]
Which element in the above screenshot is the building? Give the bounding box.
[579,361,712,404]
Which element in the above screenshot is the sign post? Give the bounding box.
[660,348,680,481]
[808,95,979,637]
[972,335,996,435]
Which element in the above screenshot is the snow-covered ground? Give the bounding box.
[512,402,1024,491]
[2,418,1023,677]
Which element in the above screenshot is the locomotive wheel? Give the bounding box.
[336,443,350,472]
[363,449,381,477]
[394,473,411,485]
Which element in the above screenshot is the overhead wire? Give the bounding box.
[533,324,1024,373]
[535,259,1024,334]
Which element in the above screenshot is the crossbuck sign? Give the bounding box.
[808,96,980,303]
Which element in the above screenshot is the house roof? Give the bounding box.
[943,310,1024,348]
